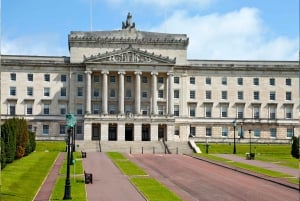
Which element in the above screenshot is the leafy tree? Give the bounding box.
[291,136,299,159]
[15,118,29,158]
[25,131,36,155]
[2,118,17,163]
[1,139,6,169]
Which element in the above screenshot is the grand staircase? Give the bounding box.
[75,140,194,154]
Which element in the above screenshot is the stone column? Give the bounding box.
[134,71,142,114]
[84,121,92,141]
[118,71,125,114]
[150,124,158,141]
[134,123,142,141]
[167,71,174,116]
[151,71,158,115]
[101,70,109,114]
[118,123,125,141]
[100,122,109,141]
[85,71,92,114]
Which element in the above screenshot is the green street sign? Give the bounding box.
[66,113,77,128]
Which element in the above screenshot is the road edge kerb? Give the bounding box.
[32,152,63,201]
[185,154,299,191]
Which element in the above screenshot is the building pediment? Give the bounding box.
[83,45,176,64]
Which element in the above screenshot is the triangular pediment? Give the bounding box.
[83,45,176,64]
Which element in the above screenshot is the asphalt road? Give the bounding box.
[129,154,299,201]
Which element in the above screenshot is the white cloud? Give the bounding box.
[150,7,299,60]
[1,34,68,56]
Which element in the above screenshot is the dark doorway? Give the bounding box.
[109,124,117,141]
[158,125,165,140]
[142,125,150,141]
[92,124,100,140]
[125,124,134,141]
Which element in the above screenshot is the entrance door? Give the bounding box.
[109,125,117,141]
[158,126,164,140]
[125,124,133,141]
[92,124,100,140]
[142,125,150,141]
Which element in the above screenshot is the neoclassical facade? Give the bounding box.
[1,15,299,143]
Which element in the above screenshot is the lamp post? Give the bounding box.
[240,122,244,139]
[232,120,237,154]
[248,129,252,154]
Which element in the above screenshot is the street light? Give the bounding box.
[240,122,244,139]
[232,120,237,154]
[248,129,252,154]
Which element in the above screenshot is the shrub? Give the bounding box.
[291,136,299,159]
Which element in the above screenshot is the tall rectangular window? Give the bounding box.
[270,91,276,100]
[110,89,116,98]
[253,91,260,100]
[61,87,67,97]
[221,105,228,117]
[237,105,244,119]
[190,90,196,99]
[206,127,212,136]
[205,104,212,118]
[27,73,33,81]
[253,78,259,85]
[158,77,164,84]
[174,90,179,98]
[270,128,277,138]
[43,125,49,135]
[221,91,227,100]
[286,78,291,86]
[221,77,227,85]
[269,78,275,86]
[93,75,100,82]
[77,87,83,97]
[286,92,292,100]
[9,104,16,115]
[142,76,148,83]
[10,73,16,81]
[190,77,195,84]
[158,105,164,115]
[254,128,260,137]
[77,104,83,115]
[222,127,228,137]
[77,74,83,82]
[174,77,180,84]
[158,90,164,98]
[286,128,293,138]
[59,125,66,134]
[237,78,243,85]
[125,89,132,98]
[206,77,211,85]
[206,91,211,99]
[43,104,50,115]
[174,105,179,116]
[60,105,66,115]
[44,87,50,96]
[92,104,100,114]
[190,127,196,137]
[237,91,243,100]
[126,76,131,83]
[10,87,16,96]
[269,105,276,119]
[189,105,196,117]
[61,74,67,82]
[93,88,100,98]
[110,76,116,83]
[26,104,33,115]
[109,104,116,114]
[253,105,260,119]
[44,74,50,82]
[27,87,33,96]
[285,106,292,119]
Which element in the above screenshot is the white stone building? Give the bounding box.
[1,14,299,145]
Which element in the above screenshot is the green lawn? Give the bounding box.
[107,152,182,201]
[1,151,58,201]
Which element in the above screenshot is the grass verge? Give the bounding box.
[106,152,182,201]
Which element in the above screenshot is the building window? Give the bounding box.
[10,87,16,96]
[76,125,83,135]
[206,91,211,99]
[286,78,291,86]
[253,78,259,85]
[190,127,196,137]
[43,104,50,115]
[174,77,180,84]
[93,88,100,98]
[158,105,164,115]
[190,90,196,99]
[59,125,66,134]
[221,91,227,100]
[237,78,243,85]
[126,76,131,83]
[44,87,50,97]
[27,87,33,96]
[189,105,196,117]
[269,91,276,100]
[125,105,132,113]
[142,91,148,98]
[269,78,275,86]
[109,104,116,114]
[237,105,244,119]
[77,87,83,97]
[221,77,227,85]
[110,89,116,98]
[10,73,16,81]
[42,125,49,135]
[221,105,228,117]
[222,127,228,137]
[254,128,260,137]
[77,74,83,82]
[158,77,164,84]
[125,89,132,98]
[237,91,243,100]
[253,105,260,119]
[190,77,195,84]
[44,74,50,82]
[9,104,16,115]
[270,128,277,138]
[141,105,148,115]
[27,73,33,81]
[61,74,67,82]
[174,128,179,135]
[174,90,179,98]
[269,105,276,119]
[93,75,100,82]
[253,91,259,100]
[142,76,148,83]
[174,105,179,116]
[205,104,212,118]
[206,127,212,137]
[77,104,83,115]
[285,106,292,119]
[205,77,211,85]
[60,105,66,115]
[286,128,293,138]
[110,76,116,83]
[26,104,33,115]
[158,90,164,98]
[286,92,292,100]
[92,104,100,114]
[61,87,67,97]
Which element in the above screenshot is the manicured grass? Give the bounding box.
[131,177,182,201]
[197,143,298,168]
[107,152,182,201]
[36,140,66,152]
[1,151,58,201]
[50,152,86,201]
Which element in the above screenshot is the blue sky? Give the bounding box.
[1,0,299,60]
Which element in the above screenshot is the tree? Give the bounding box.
[25,131,36,155]
[2,118,17,163]
[291,136,299,159]
[1,139,6,169]
[15,118,29,158]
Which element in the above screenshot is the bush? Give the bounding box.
[1,140,6,169]
[2,118,17,163]
[291,136,299,159]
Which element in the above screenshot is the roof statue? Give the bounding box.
[122,12,135,30]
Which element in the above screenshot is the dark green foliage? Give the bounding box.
[2,118,17,163]
[1,139,6,169]
[25,131,36,155]
[291,136,299,159]
[15,118,29,158]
